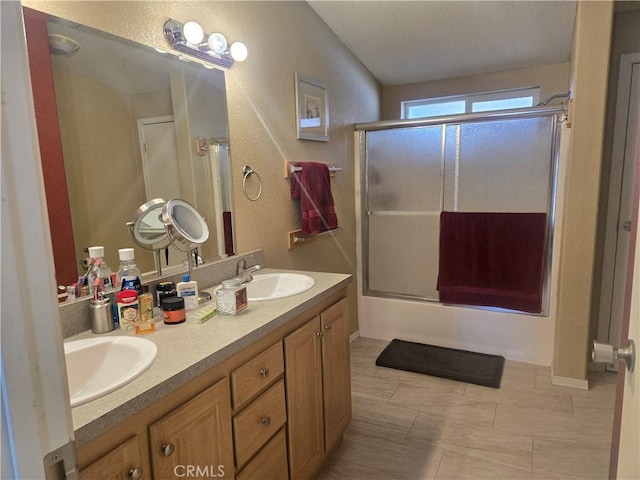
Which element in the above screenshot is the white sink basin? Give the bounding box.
[246,273,315,301]
[64,336,157,407]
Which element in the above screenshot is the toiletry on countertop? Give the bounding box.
[115,248,142,294]
[215,278,248,315]
[177,274,199,311]
[136,286,155,335]
[87,246,113,293]
[89,297,114,334]
[156,281,177,307]
[117,289,139,329]
[162,296,186,325]
[139,286,154,322]
[187,303,217,324]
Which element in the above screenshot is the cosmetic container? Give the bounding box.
[162,296,186,325]
[215,279,248,315]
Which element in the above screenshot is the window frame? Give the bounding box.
[401,87,541,120]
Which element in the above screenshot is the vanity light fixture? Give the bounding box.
[163,18,247,69]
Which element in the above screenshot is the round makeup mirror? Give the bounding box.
[162,198,210,251]
[162,199,212,304]
[127,198,171,276]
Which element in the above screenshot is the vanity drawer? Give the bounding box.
[233,379,286,468]
[237,427,288,480]
[231,341,283,409]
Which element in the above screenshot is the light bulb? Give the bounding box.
[229,42,248,62]
[207,33,228,54]
[183,21,204,45]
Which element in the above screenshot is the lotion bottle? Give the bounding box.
[177,274,199,310]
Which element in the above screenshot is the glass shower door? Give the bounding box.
[365,125,444,299]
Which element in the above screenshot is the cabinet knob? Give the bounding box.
[259,368,269,378]
[324,324,332,330]
[162,443,175,457]
[316,331,323,338]
[128,468,142,480]
[261,416,271,427]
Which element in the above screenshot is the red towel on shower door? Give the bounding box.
[438,212,547,313]
[290,162,338,235]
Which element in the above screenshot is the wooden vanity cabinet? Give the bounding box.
[77,289,350,480]
[285,297,351,480]
[231,342,288,478]
[80,435,148,480]
[148,377,234,479]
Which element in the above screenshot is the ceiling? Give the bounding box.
[307,1,578,86]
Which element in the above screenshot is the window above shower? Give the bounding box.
[401,87,540,120]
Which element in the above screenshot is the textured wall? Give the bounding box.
[382,62,570,120]
[22,1,382,333]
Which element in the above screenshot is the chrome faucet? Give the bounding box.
[236,257,261,283]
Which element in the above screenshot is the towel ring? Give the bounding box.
[242,165,263,201]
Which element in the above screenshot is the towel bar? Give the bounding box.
[288,227,343,249]
[284,161,342,178]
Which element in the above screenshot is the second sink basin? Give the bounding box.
[64,336,157,407]
[246,273,315,301]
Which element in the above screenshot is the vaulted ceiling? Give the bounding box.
[307,1,578,86]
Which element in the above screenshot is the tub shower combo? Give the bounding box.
[355,107,565,364]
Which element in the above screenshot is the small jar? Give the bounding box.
[156,281,176,307]
[162,296,186,325]
[215,279,248,315]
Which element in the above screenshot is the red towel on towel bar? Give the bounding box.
[291,162,338,235]
[438,212,547,313]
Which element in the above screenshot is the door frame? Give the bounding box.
[1,2,77,477]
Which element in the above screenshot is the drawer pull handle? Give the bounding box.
[259,368,269,378]
[128,468,143,480]
[316,331,323,338]
[261,416,271,427]
[162,443,175,457]
[324,324,332,330]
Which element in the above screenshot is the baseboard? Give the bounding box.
[349,330,360,343]
[551,375,589,390]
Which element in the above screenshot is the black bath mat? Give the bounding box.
[375,339,505,388]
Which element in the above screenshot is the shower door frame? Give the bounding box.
[355,106,564,316]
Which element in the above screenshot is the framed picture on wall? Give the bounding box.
[295,73,329,142]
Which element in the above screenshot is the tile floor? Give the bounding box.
[319,337,617,480]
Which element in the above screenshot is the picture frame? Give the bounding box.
[295,73,329,142]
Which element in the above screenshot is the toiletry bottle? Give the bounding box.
[176,274,199,311]
[87,246,113,293]
[115,248,142,294]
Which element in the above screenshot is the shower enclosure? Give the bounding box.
[355,107,565,364]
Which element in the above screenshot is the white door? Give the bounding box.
[598,53,640,370]
[611,54,640,480]
[137,117,183,270]
[137,116,182,202]
[615,168,639,479]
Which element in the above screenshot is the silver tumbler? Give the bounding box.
[90,297,114,334]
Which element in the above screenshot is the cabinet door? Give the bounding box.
[284,316,324,480]
[80,435,146,480]
[321,298,352,450]
[149,377,234,479]
[237,428,289,480]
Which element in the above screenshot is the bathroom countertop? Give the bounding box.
[68,268,351,445]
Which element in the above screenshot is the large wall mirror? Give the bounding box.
[24,8,235,287]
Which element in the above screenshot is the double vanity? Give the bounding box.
[63,265,352,479]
